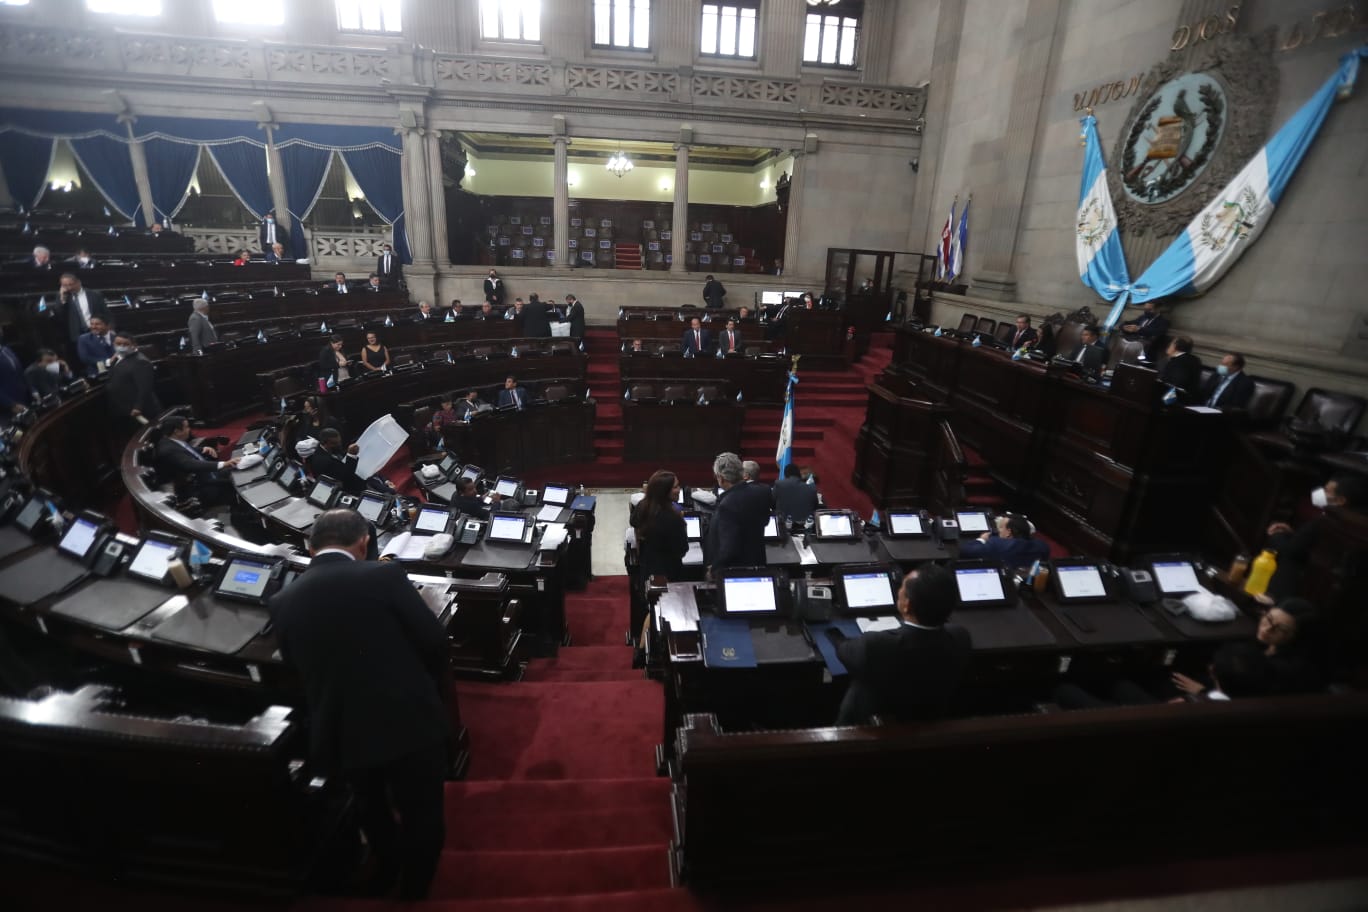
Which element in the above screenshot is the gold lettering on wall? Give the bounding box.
[1073,74,1144,112]
[1172,4,1241,51]
[1279,3,1368,52]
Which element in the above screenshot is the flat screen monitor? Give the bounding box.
[356,493,388,523]
[956,511,991,534]
[816,512,854,538]
[836,567,897,613]
[307,477,337,508]
[458,465,481,483]
[14,495,47,534]
[720,574,781,617]
[954,565,1009,606]
[488,513,529,543]
[759,290,784,306]
[1152,559,1202,596]
[57,515,102,561]
[437,453,459,476]
[542,484,571,506]
[215,556,277,603]
[1053,561,1109,602]
[415,506,453,534]
[886,512,925,536]
[127,534,189,584]
[494,476,520,498]
[683,514,703,541]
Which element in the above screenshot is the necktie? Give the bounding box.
[728,333,734,352]
[384,255,390,272]
[267,224,275,244]
[339,284,346,293]
[1208,378,1230,407]
[514,390,521,409]
[695,331,700,349]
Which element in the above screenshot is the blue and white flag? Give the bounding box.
[948,196,970,282]
[776,371,799,475]
[1076,113,1132,319]
[1127,45,1367,309]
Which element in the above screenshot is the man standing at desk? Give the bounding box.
[681,316,712,357]
[106,332,162,428]
[705,451,769,574]
[831,564,971,725]
[57,272,110,343]
[717,318,744,355]
[188,299,218,353]
[702,274,727,309]
[270,509,451,900]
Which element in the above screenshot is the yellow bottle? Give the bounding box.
[1244,549,1278,596]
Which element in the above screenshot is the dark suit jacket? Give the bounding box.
[705,481,771,570]
[1066,340,1108,370]
[1201,370,1255,410]
[565,301,586,339]
[105,353,161,418]
[24,362,70,400]
[308,447,367,494]
[702,279,726,308]
[716,329,745,355]
[497,386,529,410]
[483,277,506,306]
[155,436,223,480]
[772,476,818,526]
[0,346,29,412]
[77,330,115,375]
[453,494,492,520]
[1008,327,1039,349]
[376,251,402,285]
[317,345,348,381]
[632,504,689,581]
[681,328,713,356]
[258,220,288,252]
[60,289,109,342]
[836,622,972,724]
[269,552,450,772]
[520,300,552,338]
[958,533,1050,566]
[1158,352,1203,402]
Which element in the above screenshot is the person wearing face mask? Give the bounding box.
[1263,474,1368,602]
[105,332,162,427]
[259,210,289,254]
[23,349,72,401]
[483,269,505,307]
[376,242,402,289]
[1200,352,1255,410]
[66,248,97,270]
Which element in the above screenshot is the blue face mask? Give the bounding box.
[1216,364,1230,377]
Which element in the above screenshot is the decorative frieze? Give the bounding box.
[691,74,797,104]
[267,48,392,80]
[566,64,678,95]
[435,57,552,87]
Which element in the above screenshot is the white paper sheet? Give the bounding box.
[379,532,433,561]
[658,594,700,632]
[537,504,565,522]
[354,414,407,478]
[537,522,568,552]
[856,616,901,633]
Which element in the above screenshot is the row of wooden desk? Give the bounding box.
[617,305,851,368]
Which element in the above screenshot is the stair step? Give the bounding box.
[524,645,632,669]
[428,845,669,900]
[444,777,669,818]
[521,670,644,683]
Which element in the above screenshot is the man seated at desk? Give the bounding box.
[1200,352,1255,410]
[1264,473,1368,602]
[1066,324,1108,370]
[1008,314,1038,351]
[681,317,712,357]
[497,376,530,410]
[457,389,491,419]
[306,428,396,495]
[448,300,470,320]
[453,478,501,520]
[413,301,439,322]
[328,272,352,294]
[736,306,755,323]
[829,564,971,725]
[716,318,745,356]
[1157,335,1202,404]
[960,514,1050,566]
[23,349,72,402]
[155,415,240,507]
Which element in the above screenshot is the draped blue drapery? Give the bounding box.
[277,143,333,259]
[206,140,272,220]
[1,133,55,210]
[0,107,126,215]
[143,138,201,224]
[340,145,411,265]
[68,135,143,223]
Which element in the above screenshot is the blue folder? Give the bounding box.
[699,615,757,669]
[805,619,863,676]
[570,494,597,512]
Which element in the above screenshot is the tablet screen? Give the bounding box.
[1057,565,1107,600]
[956,512,990,533]
[888,513,923,535]
[488,514,526,541]
[722,576,778,614]
[415,507,451,533]
[15,497,45,532]
[495,478,519,498]
[459,466,481,482]
[1153,560,1201,595]
[955,567,1005,603]
[307,478,336,508]
[357,494,386,523]
[841,572,895,610]
[817,513,853,537]
[128,537,181,583]
[684,515,702,540]
[217,558,273,601]
[542,484,570,505]
[58,517,100,560]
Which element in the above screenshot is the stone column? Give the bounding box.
[122,118,156,228]
[860,0,895,84]
[670,141,691,274]
[972,0,1063,301]
[906,0,965,254]
[763,0,805,77]
[425,127,450,268]
[781,148,807,276]
[0,159,13,210]
[552,134,570,269]
[262,125,293,237]
[400,123,435,268]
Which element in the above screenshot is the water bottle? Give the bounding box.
[1244,549,1278,596]
[179,335,188,352]
[971,335,982,348]
[1162,385,1178,406]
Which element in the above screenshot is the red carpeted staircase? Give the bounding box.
[613,243,643,270]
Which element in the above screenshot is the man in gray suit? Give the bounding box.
[188,299,218,353]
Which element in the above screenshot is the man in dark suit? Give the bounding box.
[564,294,586,341]
[453,478,500,519]
[187,300,218,352]
[155,415,239,505]
[413,301,438,323]
[1201,352,1256,410]
[456,389,489,419]
[483,269,505,306]
[1265,473,1368,601]
[1008,314,1039,350]
[830,564,972,725]
[1157,335,1202,404]
[705,452,770,573]
[497,376,529,410]
[23,349,72,401]
[57,273,110,342]
[67,249,96,270]
[258,211,288,253]
[1120,300,1170,361]
[26,245,54,271]
[376,243,402,288]
[772,464,818,528]
[958,514,1050,566]
[328,272,352,294]
[716,318,745,356]
[265,242,288,264]
[366,273,383,292]
[519,294,552,338]
[308,428,395,495]
[0,334,30,420]
[681,317,712,357]
[1066,324,1108,371]
[269,509,450,901]
[105,333,162,426]
[77,315,116,376]
[702,274,726,309]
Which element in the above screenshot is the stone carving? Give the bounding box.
[566,65,677,95]
[0,25,104,61]
[310,233,389,260]
[691,75,797,104]
[435,57,551,86]
[820,83,928,117]
[186,229,257,257]
[267,49,392,80]
[1108,31,1278,238]
[122,37,252,73]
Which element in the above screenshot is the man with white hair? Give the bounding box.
[188,298,218,353]
[704,451,771,574]
[28,245,53,271]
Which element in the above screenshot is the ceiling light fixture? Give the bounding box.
[605,150,634,178]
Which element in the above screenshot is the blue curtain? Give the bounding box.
[143,138,201,224]
[68,135,143,224]
[340,145,411,264]
[278,143,332,259]
[206,140,272,219]
[0,133,55,209]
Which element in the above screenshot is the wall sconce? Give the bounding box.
[759,179,770,190]
[659,180,672,192]
[909,158,919,173]
[464,165,476,178]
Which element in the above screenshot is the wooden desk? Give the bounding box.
[438,398,596,476]
[623,401,744,463]
[618,352,788,404]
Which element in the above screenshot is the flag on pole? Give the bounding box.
[935,198,957,281]
[776,367,800,475]
[1076,111,1132,331]
[1120,45,1367,316]
[948,196,970,282]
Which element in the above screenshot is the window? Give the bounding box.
[212,0,284,26]
[1,1,32,7]
[480,0,541,42]
[594,0,650,50]
[336,0,402,33]
[86,0,161,15]
[803,1,861,67]
[700,3,757,58]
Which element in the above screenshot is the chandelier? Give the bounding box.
[605,150,634,178]
[806,0,840,5]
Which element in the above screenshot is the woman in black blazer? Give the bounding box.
[317,334,351,390]
[632,470,688,582]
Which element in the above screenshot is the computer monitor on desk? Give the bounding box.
[1050,558,1112,604]
[952,561,1013,608]
[682,512,704,542]
[126,532,191,586]
[717,568,789,619]
[834,564,899,615]
[954,511,992,536]
[213,554,285,606]
[1148,556,1203,596]
[57,511,107,566]
[814,510,858,540]
[487,513,532,544]
[885,512,928,538]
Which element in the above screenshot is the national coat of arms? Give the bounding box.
[1121,72,1227,205]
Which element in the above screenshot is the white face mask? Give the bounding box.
[1310,486,1329,509]
[45,361,61,375]
[115,345,133,356]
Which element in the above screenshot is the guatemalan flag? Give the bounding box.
[1076,112,1131,320]
[935,199,956,281]
[775,370,799,476]
[1124,45,1367,311]
[948,196,970,282]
